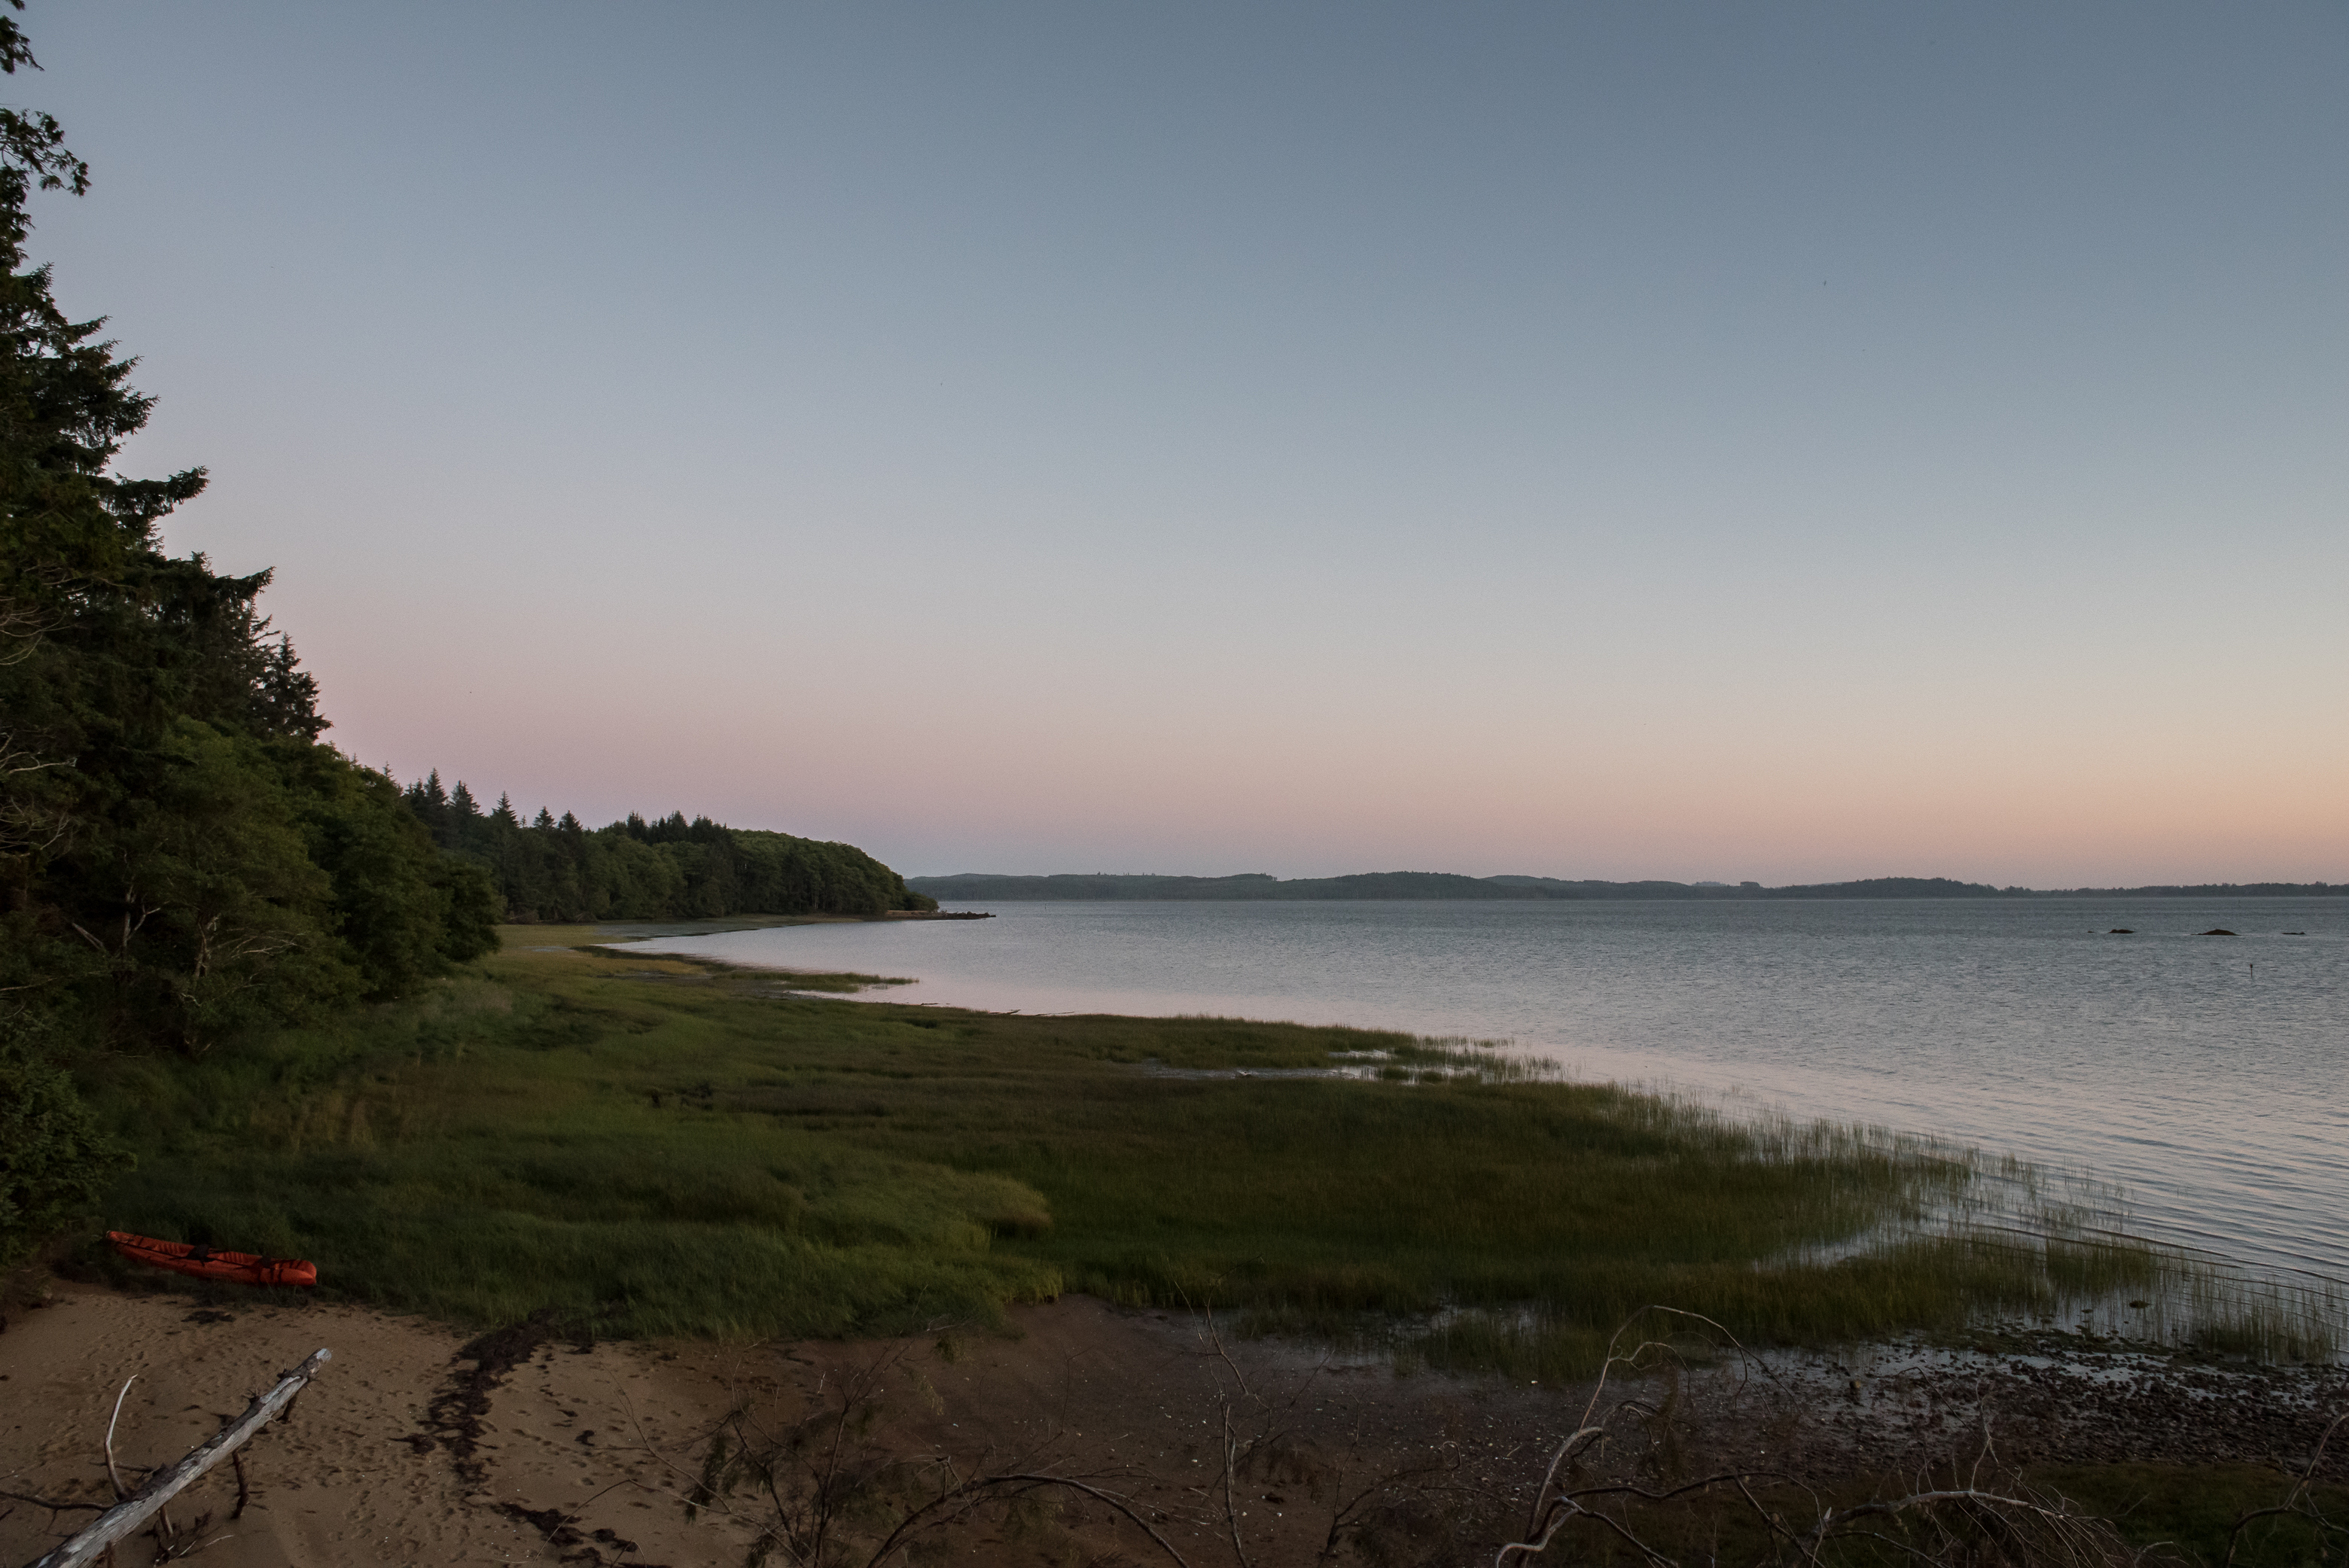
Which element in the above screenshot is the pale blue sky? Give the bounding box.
[25,2,2347,882]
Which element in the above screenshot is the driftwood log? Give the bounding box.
[29,1347,331,1568]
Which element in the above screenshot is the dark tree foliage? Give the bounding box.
[0,1012,121,1274]
[0,5,920,1274]
[400,777,936,922]
[0,5,492,1075]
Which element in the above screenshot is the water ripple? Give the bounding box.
[634,897,2349,1283]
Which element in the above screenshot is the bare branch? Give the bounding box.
[2224,1411,2349,1568]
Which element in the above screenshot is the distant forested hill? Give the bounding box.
[903,872,2007,901]
[401,775,934,923]
[907,872,2344,902]
[906,872,1528,901]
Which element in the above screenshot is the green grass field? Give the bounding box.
[81,933,2241,1372]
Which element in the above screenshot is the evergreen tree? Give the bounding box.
[0,2,503,1268]
[0,5,493,1060]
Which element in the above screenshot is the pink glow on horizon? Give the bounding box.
[38,2,2342,887]
[324,637,2348,887]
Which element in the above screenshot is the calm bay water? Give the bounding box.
[632,898,2349,1283]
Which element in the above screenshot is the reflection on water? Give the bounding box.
[631,898,2349,1283]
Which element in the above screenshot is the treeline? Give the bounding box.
[398,772,934,922]
[0,26,516,1273]
[0,86,501,1076]
[0,16,925,1282]
[909,872,2349,903]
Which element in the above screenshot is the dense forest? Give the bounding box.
[0,34,502,1082]
[0,12,516,1270]
[0,14,920,1278]
[399,772,934,923]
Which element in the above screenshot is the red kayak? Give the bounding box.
[108,1232,318,1288]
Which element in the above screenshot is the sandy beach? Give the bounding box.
[10,1277,2347,1568]
[1,1281,1569,1567]
[2,1282,757,1566]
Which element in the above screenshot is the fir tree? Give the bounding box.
[1,4,492,1062]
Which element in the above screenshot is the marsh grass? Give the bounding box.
[81,936,2344,1371]
[2028,1463,2349,1566]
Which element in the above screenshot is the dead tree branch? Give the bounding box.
[29,1348,331,1568]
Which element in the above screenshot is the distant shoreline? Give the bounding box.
[907,871,2347,903]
